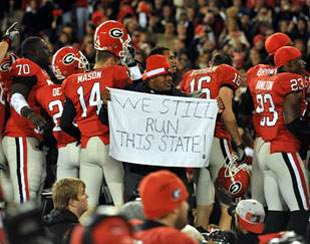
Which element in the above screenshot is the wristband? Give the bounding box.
[10,93,29,115]
[128,65,142,81]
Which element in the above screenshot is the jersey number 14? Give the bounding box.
[77,82,102,118]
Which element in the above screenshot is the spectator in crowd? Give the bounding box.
[4,201,54,244]
[21,0,39,38]
[135,170,197,244]
[120,199,145,226]
[233,199,265,244]
[156,20,177,51]
[69,206,136,244]
[75,0,89,42]
[43,177,88,244]
[123,54,187,201]
[149,46,178,74]
[120,199,205,243]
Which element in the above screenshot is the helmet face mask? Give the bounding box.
[216,157,250,198]
[52,46,90,80]
[94,20,131,59]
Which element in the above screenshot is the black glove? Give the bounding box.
[235,143,246,163]
[122,45,136,67]
[27,111,48,133]
[2,22,19,45]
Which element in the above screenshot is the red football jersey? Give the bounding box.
[246,64,277,137]
[62,65,131,148]
[180,64,241,140]
[253,72,305,153]
[36,83,76,148]
[4,58,51,139]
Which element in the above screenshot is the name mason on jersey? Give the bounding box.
[77,71,102,83]
[255,80,274,90]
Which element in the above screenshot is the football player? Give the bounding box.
[36,46,89,180]
[0,22,19,203]
[2,36,51,203]
[60,20,141,208]
[242,33,291,206]
[255,46,309,237]
[180,52,244,230]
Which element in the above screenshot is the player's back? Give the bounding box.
[4,58,51,139]
[63,65,130,147]
[180,64,241,139]
[180,65,237,98]
[247,64,277,136]
[254,72,304,153]
[36,83,76,148]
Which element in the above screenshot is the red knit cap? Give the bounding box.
[274,46,301,67]
[139,170,188,219]
[144,55,171,80]
[265,32,291,54]
[70,217,134,244]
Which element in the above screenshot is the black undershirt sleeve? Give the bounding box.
[286,118,310,137]
[10,76,37,98]
[239,89,254,116]
[98,105,109,125]
[60,98,81,141]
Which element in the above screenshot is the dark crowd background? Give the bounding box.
[0,0,310,83]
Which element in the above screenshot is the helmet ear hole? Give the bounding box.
[52,46,89,80]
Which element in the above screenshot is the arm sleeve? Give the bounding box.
[60,98,81,140]
[239,89,254,115]
[11,75,37,90]
[286,118,310,137]
[126,78,142,91]
[41,108,58,148]
[98,105,109,125]
[237,89,254,128]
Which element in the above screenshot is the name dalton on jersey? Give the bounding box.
[255,80,274,90]
[78,71,102,83]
